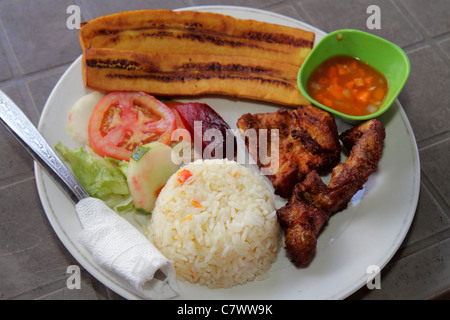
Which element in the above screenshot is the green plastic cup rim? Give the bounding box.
[297,29,410,122]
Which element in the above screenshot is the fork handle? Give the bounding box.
[0,90,90,203]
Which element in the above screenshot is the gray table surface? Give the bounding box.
[0,0,449,300]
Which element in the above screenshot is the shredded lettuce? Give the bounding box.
[55,142,133,212]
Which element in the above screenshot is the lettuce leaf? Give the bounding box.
[55,142,132,212]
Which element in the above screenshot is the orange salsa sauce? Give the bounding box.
[307,55,389,116]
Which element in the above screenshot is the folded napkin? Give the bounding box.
[75,197,179,300]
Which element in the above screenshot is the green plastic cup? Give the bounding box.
[298,29,410,122]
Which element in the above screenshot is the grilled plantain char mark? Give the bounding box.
[85,58,293,84]
[89,27,314,49]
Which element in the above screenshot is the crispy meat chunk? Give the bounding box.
[276,118,386,266]
[299,118,386,213]
[236,105,340,198]
[276,184,329,265]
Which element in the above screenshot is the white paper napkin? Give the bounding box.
[75,197,179,300]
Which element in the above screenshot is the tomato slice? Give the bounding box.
[88,92,176,161]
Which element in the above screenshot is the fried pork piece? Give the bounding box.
[299,118,386,213]
[276,184,329,265]
[277,118,385,266]
[236,105,341,198]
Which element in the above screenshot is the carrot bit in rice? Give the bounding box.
[192,200,202,208]
[177,169,192,185]
[181,213,193,223]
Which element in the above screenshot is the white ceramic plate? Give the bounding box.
[35,6,420,300]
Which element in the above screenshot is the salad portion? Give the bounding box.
[56,91,234,223]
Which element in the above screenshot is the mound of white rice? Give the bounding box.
[148,159,280,288]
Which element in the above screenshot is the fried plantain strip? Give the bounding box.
[82,48,310,106]
[79,9,315,67]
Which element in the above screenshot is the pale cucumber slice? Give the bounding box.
[127,142,180,214]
